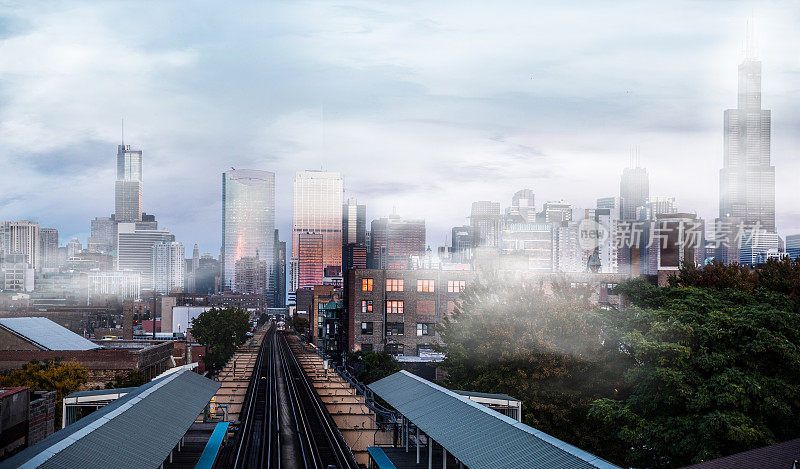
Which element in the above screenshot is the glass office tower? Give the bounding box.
[221,169,276,293]
[292,171,343,280]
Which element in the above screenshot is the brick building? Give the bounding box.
[345,269,474,356]
[0,387,55,460]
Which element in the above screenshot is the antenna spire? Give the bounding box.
[121,118,125,147]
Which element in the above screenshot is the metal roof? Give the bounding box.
[0,317,100,351]
[369,371,620,469]
[454,389,520,402]
[65,387,137,399]
[1,369,220,469]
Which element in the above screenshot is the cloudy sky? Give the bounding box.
[1,0,798,254]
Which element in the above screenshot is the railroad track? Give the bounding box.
[219,323,358,469]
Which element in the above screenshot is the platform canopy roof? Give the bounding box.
[0,317,100,351]
[369,370,620,469]
[1,369,220,469]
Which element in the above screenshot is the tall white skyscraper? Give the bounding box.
[620,166,649,221]
[115,144,143,223]
[116,223,175,290]
[152,241,185,294]
[221,169,275,293]
[39,228,59,270]
[1,220,40,270]
[292,171,343,281]
[719,54,775,233]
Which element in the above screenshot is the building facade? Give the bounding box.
[115,144,143,223]
[221,169,275,293]
[292,171,343,285]
[2,221,40,271]
[368,214,426,270]
[116,223,175,291]
[346,269,474,356]
[151,241,185,295]
[719,56,775,233]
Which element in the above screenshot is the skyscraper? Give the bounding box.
[719,54,775,233]
[539,200,573,223]
[292,171,343,280]
[39,228,59,270]
[1,221,40,270]
[620,166,649,220]
[509,189,536,222]
[297,232,324,288]
[116,223,175,291]
[88,216,115,253]
[342,198,366,245]
[152,241,185,294]
[115,144,143,223]
[470,201,502,247]
[368,213,426,270]
[221,169,276,293]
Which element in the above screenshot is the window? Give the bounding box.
[361,278,373,291]
[386,278,404,291]
[385,343,404,355]
[361,300,373,313]
[417,323,434,336]
[417,279,435,292]
[386,322,404,336]
[361,343,373,352]
[447,280,466,293]
[386,300,404,314]
[361,322,373,335]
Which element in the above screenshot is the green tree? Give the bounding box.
[592,279,800,467]
[291,316,309,334]
[345,350,400,384]
[438,277,631,464]
[105,370,146,389]
[191,307,251,371]
[0,359,88,428]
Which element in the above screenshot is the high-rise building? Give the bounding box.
[88,216,115,253]
[499,222,554,271]
[116,223,175,290]
[151,241,184,295]
[597,197,622,220]
[470,201,502,247]
[637,196,677,220]
[2,221,40,270]
[39,228,59,270]
[297,232,324,288]
[292,171,343,281]
[66,237,82,259]
[539,200,572,223]
[450,225,473,264]
[267,230,287,306]
[115,144,143,223]
[234,256,267,295]
[343,243,368,270]
[786,234,800,260]
[509,189,536,222]
[342,198,366,245]
[739,229,780,266]
[195,254,220,294]
[656,213,702,285]
[221,169,275,293]
[369,213,426,270]
[620,166,649,220]
[719,54,775,233]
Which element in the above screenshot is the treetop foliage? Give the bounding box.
[440,263,800,468]
[190,307,251,371]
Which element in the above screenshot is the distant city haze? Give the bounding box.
[1,1,799,254]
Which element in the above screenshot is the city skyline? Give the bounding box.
[1,2,799,255]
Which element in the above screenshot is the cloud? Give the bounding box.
[0,0,799,251]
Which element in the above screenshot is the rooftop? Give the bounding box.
[0,317,100,351]
[369,370,619,469]
[1,369,220,469]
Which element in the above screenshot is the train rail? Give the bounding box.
[219,323,358,469]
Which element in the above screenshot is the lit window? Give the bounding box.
[361,322,373,335]
[362,278,373,291]
[386,300,404,314]
[417,279,435,292]
[361,300,373,313]
[386,322,404,336]
[447,280,466,293]
[386,279,404,291]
